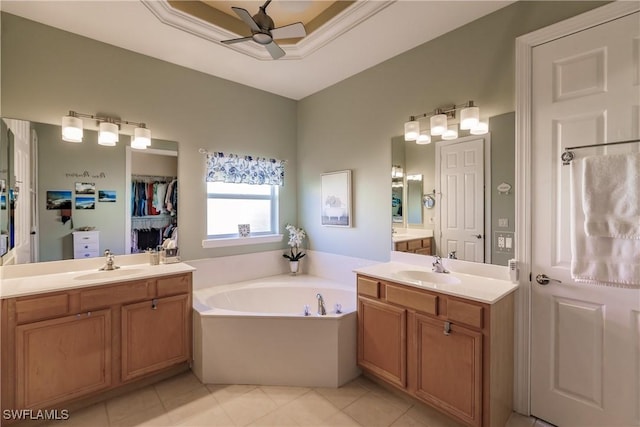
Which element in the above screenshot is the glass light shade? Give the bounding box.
[416,133,431,145]
[470,121,489,135]
[133,126,151,147]
[98,122,119,146]
[61,115,83,143]
[442,124,459,140]
[460,106,479,130]
[130,135,147,150]
[404,120,419,141]
[430,114,447,136]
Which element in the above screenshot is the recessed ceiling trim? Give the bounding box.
[141,0,394,61]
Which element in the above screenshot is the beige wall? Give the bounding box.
[1,1,606,263]
[297,1,606,261]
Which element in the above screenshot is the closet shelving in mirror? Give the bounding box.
[130,174,177,253]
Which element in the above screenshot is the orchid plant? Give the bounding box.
[283,224,306,262]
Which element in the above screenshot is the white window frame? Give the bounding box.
[202,182,282,248]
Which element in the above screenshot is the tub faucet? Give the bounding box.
[99,249,120,271]
[316,293,327,315]
[432,256,449,274]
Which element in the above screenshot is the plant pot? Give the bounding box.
[289,261,299,275]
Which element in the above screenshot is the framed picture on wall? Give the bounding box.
[46,190,72,210]
[321,170,352,227]
[75,196,95,210]
[98,190,116,202]
[75,182,95,194]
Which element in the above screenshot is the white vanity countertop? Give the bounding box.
[0,262,196,299]
[354,261,518,304]
[392,229,434,243]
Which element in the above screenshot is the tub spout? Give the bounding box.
[316,293,327,315]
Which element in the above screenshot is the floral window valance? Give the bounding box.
[206,152,285,186]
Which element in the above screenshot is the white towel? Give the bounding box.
[582,152,640,239]
[571,158,640,288]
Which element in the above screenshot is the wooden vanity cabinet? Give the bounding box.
[394,237,433,255]
[1,272,192,421]
[356,274,513,427]
[357,295,407,388]
[15,309,112,410]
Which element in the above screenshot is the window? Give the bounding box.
[206,182,279,238]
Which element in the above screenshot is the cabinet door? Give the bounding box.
[121,294,190,381]
[414,314,482,427]
[15,309,111,409]
[357,296,407,388]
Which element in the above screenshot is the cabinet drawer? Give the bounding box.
[74,250,99,259]
[80,280,153,310]
[415,247,432,256]
[395,241,408,252]
[16,294,70,324]
[407,239,423,251]
[386,285,437,315]
[73,232,99,244]
[447,299,483,329]
[357,276,380,298]
[75,242,99,252]
[157,274,191,297]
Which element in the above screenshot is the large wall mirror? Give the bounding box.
[391,112,515,266]
[0,118,178,265]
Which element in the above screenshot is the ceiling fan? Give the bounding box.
[221,0,307,59]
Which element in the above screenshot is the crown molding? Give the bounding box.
[141,0,394,61]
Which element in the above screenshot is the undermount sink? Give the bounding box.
[74,268,144,281]
[395,270,461,285]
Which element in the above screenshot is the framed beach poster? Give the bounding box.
[321,170,352,227]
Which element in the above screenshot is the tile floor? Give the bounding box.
[43,371,551,427]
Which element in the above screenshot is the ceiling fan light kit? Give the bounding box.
[404,100,488,143]
[221,0,307,60]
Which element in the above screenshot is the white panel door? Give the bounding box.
[5,119,31,264]
[438,138,484,262]
[531,12,640,427]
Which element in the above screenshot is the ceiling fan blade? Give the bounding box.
[221,36,254,45]
[271,22,306,40]
[264,41,286,59]
[231,7,261,32]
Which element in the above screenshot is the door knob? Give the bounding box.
[536,274,561,285]
[472,234,482,239]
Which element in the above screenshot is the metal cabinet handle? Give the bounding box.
[444,321,452,336]
[536,274,561,285]
[151,298,158,310]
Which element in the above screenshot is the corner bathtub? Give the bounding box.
[192,275,360,388]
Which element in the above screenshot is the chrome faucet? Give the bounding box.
[448,250,457,259]
[432,256,449,274]
[316,293,327,315]
[99,249,120,271]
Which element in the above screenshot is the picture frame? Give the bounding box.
[75,182,96,194]
[98,190,117,202]
[46,190,72,210]
[321,170,352,227]
[75,196,95,210]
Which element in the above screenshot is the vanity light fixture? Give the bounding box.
[416,131,431,145]
[61,110,151,148]
[404,118,420,141]
[98,120,119,146]
[441,124,459,141]
[403,100,488,143]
